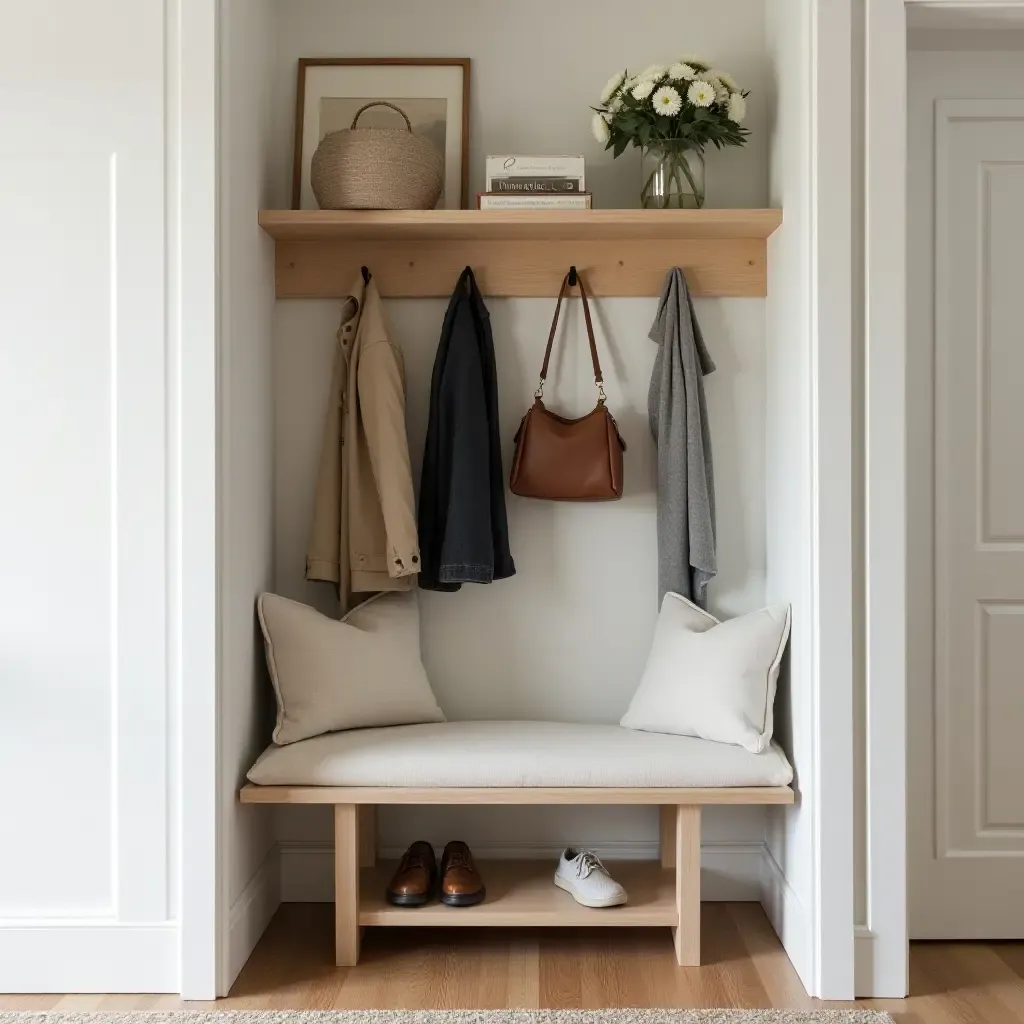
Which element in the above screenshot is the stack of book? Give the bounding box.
[478,156,590,209]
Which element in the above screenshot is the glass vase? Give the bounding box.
[640,141,706,209]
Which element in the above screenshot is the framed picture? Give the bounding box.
[292,57,470,210]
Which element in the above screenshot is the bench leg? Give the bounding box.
[672,804,701,966]
[334,803,360,966]
[358,805,376,867]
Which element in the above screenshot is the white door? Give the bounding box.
[908,85,1024,936]
[0,1,195,992]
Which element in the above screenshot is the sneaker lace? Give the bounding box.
[575,850,606,879]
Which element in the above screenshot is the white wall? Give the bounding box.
[218,0,279,996]
[266,0,775,895]
[761,0,856,1000]
[762,0,816,995]
[266,0,771,210]
[0,0,197,994]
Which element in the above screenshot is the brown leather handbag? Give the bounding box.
[510,269,626,501]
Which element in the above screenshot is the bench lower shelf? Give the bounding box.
[359,860,677,928]
[332,803,703,967]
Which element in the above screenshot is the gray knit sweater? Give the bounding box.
[648,267,717,608]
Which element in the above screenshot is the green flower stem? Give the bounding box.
[641,165,662,207]
[642,146,704,209]
[675,151,704,208]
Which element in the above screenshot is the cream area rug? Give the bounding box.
[0,1011,894,1023]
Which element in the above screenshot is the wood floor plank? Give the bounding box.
[96,995,163,1011]
[374,932,445,1009]
[699,903,773,1009]
[506,934,540,1009]
[945,943,1024,1021]
[4,902,1024,1020]
[2,996,62,1010]
[576,931,650,1008]
[634,928,703,1008]
[727,902,813,1010]
[913,942,1023,1024]
[537,932,583,1009]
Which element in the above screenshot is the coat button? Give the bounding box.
[395,558,404,568]
[411,555,419,564]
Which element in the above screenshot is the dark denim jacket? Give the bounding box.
[418,267,515,590]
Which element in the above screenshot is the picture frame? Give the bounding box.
[292,57,471,210]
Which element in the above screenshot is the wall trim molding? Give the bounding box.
[178,0,220,1002]
[226,846,281,991]
[0,923,178,993]
[278,839,768,904]
[854,925,875,997]
[760,845,814,994]
[861,0,913,999]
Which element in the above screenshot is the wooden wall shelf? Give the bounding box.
[259,208,782,299]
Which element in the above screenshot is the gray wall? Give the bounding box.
[267,0,774,890]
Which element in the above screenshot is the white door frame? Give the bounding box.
[176,0,220,1001]
[855,0,1024,1000]
[810,0,856,1001]
[861,0,909,999]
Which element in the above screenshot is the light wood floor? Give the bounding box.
[3,903,1024,1021]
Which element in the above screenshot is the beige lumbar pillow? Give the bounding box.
[620,593,791,754]
[258,590,445,745]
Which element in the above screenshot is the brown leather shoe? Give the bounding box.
[386,841,437,906]
[440,840,485,906]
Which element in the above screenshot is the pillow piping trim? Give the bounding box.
[756,604,793,751]
[664,590,721,626]
[256,592,289,745]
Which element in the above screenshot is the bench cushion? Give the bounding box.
[246,720,794,788]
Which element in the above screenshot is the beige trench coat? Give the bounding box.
[306,276,420,614]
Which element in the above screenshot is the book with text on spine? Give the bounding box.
[477,192,592,210]
[485,155,585,189]
[489,176,583,193]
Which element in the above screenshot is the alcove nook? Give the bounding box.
[219,0,824,997]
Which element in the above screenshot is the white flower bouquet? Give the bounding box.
[592,56,749,208]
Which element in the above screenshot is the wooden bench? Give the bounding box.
[239,782,794,967]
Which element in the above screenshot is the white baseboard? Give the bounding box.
[854,923,907,998]
[854,925,874,997]
[759,845,814,996]
[701,842,765,901]
[279,839,766,904]
[224,845,281,994]
[0,923,178,993]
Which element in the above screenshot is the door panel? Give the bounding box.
[0,1,168,922]
[981,164,1024,544]
[910,93,1024,937]
[0,156,117,915]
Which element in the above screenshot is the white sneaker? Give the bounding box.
[553,848,628,908]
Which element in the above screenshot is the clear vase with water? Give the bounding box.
[640,141,706,209]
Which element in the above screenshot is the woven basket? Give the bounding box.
[310,101,444,210]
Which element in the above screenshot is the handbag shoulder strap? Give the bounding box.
[537,271,606,403]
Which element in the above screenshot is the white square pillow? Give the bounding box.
[620,593,791,753]
[258,590,445,745]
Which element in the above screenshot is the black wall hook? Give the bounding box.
[361,265,371,285]
[568,265,577,286]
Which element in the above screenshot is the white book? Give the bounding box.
[478,193,592,210]
[485,155,585,189]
